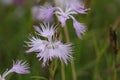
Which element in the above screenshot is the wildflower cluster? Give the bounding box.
[32,0,89,38]
[26,0,89,70]
[0,0,89,80]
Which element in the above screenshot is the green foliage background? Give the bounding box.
[0,0,120,80]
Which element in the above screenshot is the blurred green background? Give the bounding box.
[0,0,120,80]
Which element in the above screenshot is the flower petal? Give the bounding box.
[11,60,30,74]
[26,36,46,53]
[32,3,55,22]
[37,41,73,66]
[57,15,68,27]
[73,19,87,39]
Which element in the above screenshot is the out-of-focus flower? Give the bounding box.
[13,0,22,6]
[0,75,4,80]
[26,36,47,53]
[55,6,87,38]
[26,23,73,66]
[25,23,57,54]
[0,0,13,5]
[0,0,22,6]
[31,0,89,39]
[32,3,55,22]
[57,15,68,27]
[11,60,30,74]
[36,41,73,66]
[54,0,88,38]
[34,23,57,40]
[55,0,89,14]
[73,19,86,39]
[54,0,69,9]
[55,7,76,26]
[0,60,30,80]
[68,0,89,14]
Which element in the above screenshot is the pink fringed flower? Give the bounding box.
[55,7,77,27]
[55,6,87,38]
[31,0,89,39]
[34,23,57,39]
[26,23,73,66]
[11,60,30,74]
[73,19,87,39]
[36,41,73,66]
[69,0,89,14]
[54,0,88,38]
[26,36,47,53]
[0,60,30,80]
[32,3,55,22]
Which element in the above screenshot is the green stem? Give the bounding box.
[63,25,77,80]
[56,23,66,80]
[93,57,99,80]
[49,61,55,80]
[71,60,77,80]
[53,1,67,79]
[114,68,117,80]
[49,59,59,80]
[61,61,65,80]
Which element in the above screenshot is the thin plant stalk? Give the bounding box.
[59,27,66,80]
[54,0,68,79]
[49,60,55,80]
[63,25,77,80]
[92,34,99,80]
[92,34,109,80]
[113,68,117,80]
[61,60,65,80]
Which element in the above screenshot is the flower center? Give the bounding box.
[46,43,58,49]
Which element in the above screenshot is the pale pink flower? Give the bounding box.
[11,60,30,74]
[55,5,87,39]
[37,41,73,66]
[26,23,57,53]
[55,7,77,27]
[57,15,69,27]
[32,3,55,22]
[26,36,47,53]
[0,75,4,80]
[70,0,89,14]
[32,0,88,39]
[0,60,30,80]
[54,0,88,38]
[34,23,57,39]
[26,23,73,66]
[73,19,87,39]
